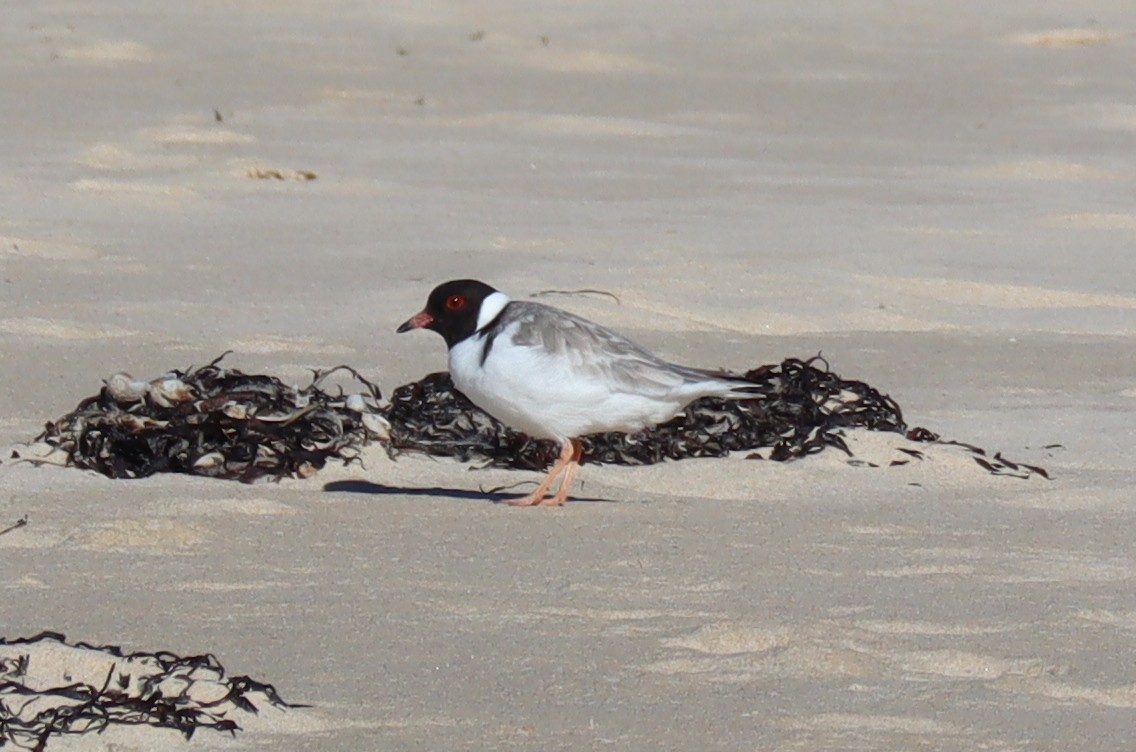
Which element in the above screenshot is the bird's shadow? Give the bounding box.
[322,479,613,504]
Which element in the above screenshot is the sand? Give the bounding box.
[1,1,1134,749]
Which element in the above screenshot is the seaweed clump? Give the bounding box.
[27,353,1047,482]
[0,631,298,750]
[31,353,387,482]
[383,356,1047,478]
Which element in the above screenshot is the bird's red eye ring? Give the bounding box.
[445,294,465,311]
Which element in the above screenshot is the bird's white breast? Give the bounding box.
[448,319,696,441]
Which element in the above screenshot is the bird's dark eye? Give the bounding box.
[445,295,465,311]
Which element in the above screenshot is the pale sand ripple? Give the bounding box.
[143,125,256,146]
[515,607,719,638]
[826,307,952,333]
[79,519,208,552]
[993,676,1136,708]
[584,263,961,334]
[1,236,100,261]
[76,123,255,183]
[70,178,199,206]
[865,564,977,578]
[887,224,999,237]
[888,649,1056,680]
[867,545,1135,585]
[669,110,754,127]
[511,46,665,75]
[489,234,565,252]
[318,86,405,104]
[472,32,665,74]
[845,524,926,539]
[0,576,48,590]
[968,158,1119,181]
[1002,486,1136,512]
[433,597,720,633]
[650,621,887,681]
[226,334,354,355]
[987,551,1136,584]
[177,581,281,593]
[784,712,964,736]
[1076,609,1136,632]
[854,619,1013,636]
[370,715,462,730]
[435,111,688,137]
[1005,29,1128,47]
[80,142,198,171]
[59,39,155,63]
[661,622,794,654]
[857,274,1136,310]
[628,294,948,335]
[0,317,138,339]
[535,606,703,622]
[165,497,298,517]
[651,616,1087,684]
[1087,103,1136,131]
[1047,213,1136,231]
[649,643,886,682]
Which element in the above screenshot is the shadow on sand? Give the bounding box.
[322,479,613,504]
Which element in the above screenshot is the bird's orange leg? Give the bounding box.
[506,439,576,506]
[546,439,584,506]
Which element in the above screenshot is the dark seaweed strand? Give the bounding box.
[0,632,296,749]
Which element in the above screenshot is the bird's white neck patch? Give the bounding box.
[476,291,511,332]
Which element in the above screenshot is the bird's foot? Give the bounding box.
[505,492,564,507]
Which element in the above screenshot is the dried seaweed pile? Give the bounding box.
[0,632,296,750]
[27,354,1046,482]
[386,356,1049,478]
[32,353,387,482]
[385,357,909,469]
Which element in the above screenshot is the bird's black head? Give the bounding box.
[396,279,502,349]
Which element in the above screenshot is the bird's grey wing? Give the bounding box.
[504,302,708,396]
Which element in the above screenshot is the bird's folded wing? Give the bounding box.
[505,301,719,397]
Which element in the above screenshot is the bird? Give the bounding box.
[397,279,758,506]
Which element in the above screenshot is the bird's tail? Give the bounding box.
[724,380,764,399]
[674,365,765,400]
[689,367,765,399]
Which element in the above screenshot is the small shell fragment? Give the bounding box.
[117,415,168,432]
[104,373,149,403]
[221,402,249,420]
[362,413,391,440]
[148,377,195,408]
[193,452,225,470]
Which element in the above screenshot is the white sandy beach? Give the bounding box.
[2,1,1135,749]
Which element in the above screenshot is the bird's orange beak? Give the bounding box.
[396,310,433,333]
